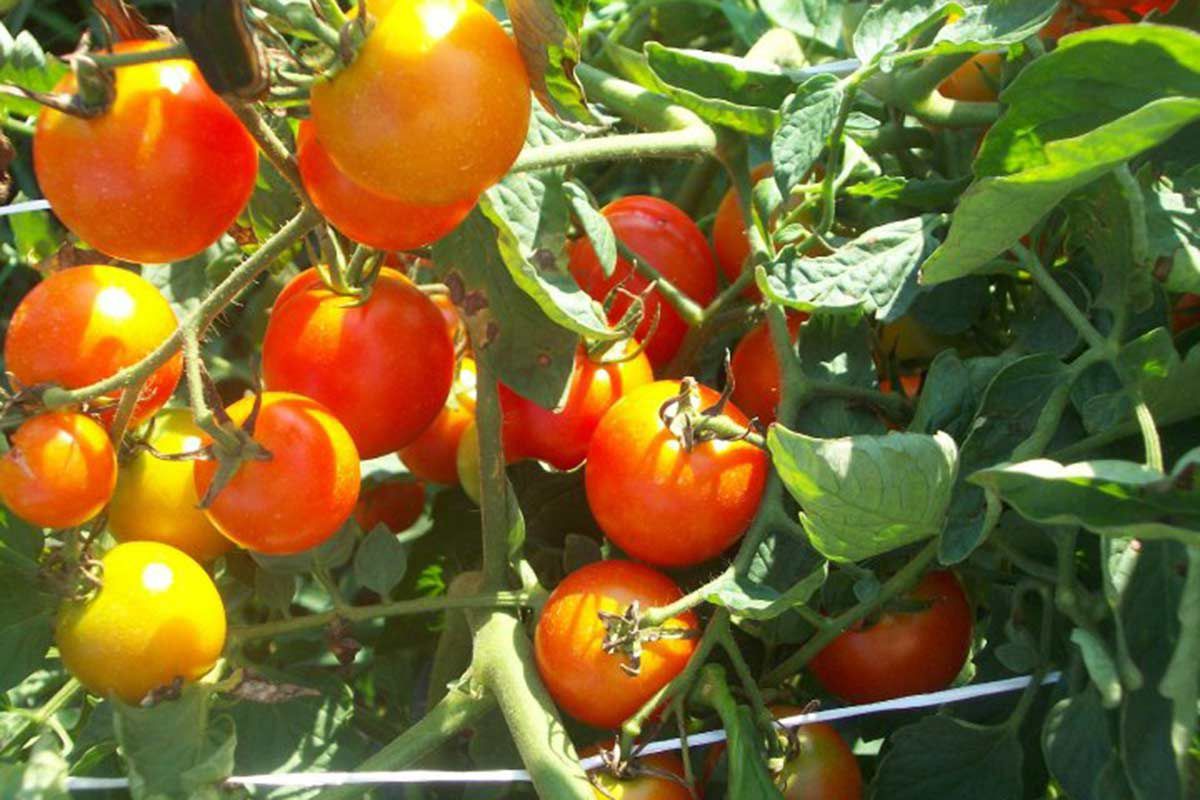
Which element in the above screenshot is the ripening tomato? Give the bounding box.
[108,410,233,562]
[939,52,1004,103]
[4,265,182,426]
[34,41,256,264]
[354,479,425,533]
[586,380,768,567]
[262,268,455,458]
[730,314,804,425]
[56,541,226,704]
[193,392,360,555]
[499,344,654,471]
[1171,293,1200,336]
[535,560,698,729]
[0,412,116,529]
[296,119,474,251]
[591,753,692,800]
[569,197,718,368]
[399,358,476,485]
[809,571,973,704]
[310,0,530,204]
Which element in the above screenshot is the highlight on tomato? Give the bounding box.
[730,313,804,425]
[4,265,183,426]
[33,41,257,264]
[399,357,477,485]
[589,752,693,799]
[0,411,116,529]
[262,267,455,459]
[808,570,974,704]
[585,380,768,567]
[108,409,233,562]
[534,559,698,729]
[193,392,360,555]
[569,196,718,368]
[354,478,426,534]
[309,0,531,205]
[55,541,226,704]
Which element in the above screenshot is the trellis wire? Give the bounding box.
[63,672,1061,791]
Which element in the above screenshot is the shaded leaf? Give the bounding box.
[872,715,1023,800]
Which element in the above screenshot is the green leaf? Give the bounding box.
[724,704,786,799]
[1121,688,1181,800]
[352,526,409,596]
[760,0,846,49]
[1143,174,1200,293]
[845,175,972,211]
[0,732,68,800]
[760,215,941,320]
[0,510,43,570]
[143,237,240,317]
[1063,173,1151,315]
[703,564,828,621]
[7,193,58,265]
[768,426,959,562]
[251,521,358,574]
[1011,267,1089,357]
[770,73,844,197]
[253,569,297,613]
[561,181,615,277]
[909,351,1012,440]
[1042,689,1119,800]
[872,715,1023,800]
[853,0,957,65]
[0,561,55,694]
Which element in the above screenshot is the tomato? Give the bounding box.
[499,344,654,471]
[712,163,773,297]
[729,314,804,425]
[0,412,116,529]
[774,717,862,800]
[262,268,455,458]
[1171,293,1200,336]
[296,119,474,251]
[108,410,233,562]
[454,414,525,504]
[809,571,973,704]
[534,560,698,729]
[309,0,530,204]
[4,265,182,426]
[939,52,1004,103]
[354,479,425,533]
[193,392,360,555]
[1131,0,1176,12]
[569,197,718,368]
[585,380,768,567]
[1076,0,1145,7]
[33,41,256,264]
[591,753,692,799]
[399,358,476,485]
[56,541,226,704]
[431,293,466,347]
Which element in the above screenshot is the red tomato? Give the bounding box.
[262,268,455,458]
[809,571,973,704]
[569,197,718,369]
[712,163,774,297]
[534,560,698,729]
[310,0,530,204]
[193,392,360,555]
[0,412,116,529]
[590,753,693,799]
[296,119,474,251]
[354,479,425,533]
[500,344,654,471]
[585,380,768,567]
[1076,0,1145,7]
[1171,293,1200,336]
[1131,0,1176,12]
[399,358,476,485]
[431,293,465,347]
[878,373,923,397]
[939,52,1004,103]
[4,265,182,426]
[729,314,804,425]
[34,41,256,264]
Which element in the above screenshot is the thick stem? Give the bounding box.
[183,328,240,452]
[1017,245,1111,356]
[88,42,190,68]
[642,567,733,627]
[1132,398,1164,473]
[470,357,511,590]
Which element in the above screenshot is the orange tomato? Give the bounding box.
[729,314,804,425]
[939,52,1004,103]
[399,358,477,485]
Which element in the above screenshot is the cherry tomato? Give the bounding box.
[809,571,973,704]
[569,197,718,368]
[591,753,692,799]
[310,0,530,204]
[730,314,804,425]
[0,412,116,529]
[296,119,474,251]
[193,392,360,555]
[262,268,455,458]
[534,560,698,729]
[354,479,425,533]
[939,52,1004,103]
[56,541,226,704]
[585,380,768,567]
[108,410,233,562]
[1171,293,1200,336]
[34,41,256,264]
[499,344,654,471]
[400,358,476,485]
[4,265,182,426]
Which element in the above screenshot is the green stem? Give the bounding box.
[1,115,35,137]
[182,328,240,452]
[618,239,704,326]
[642,567,732,626]
[88,41,189,68]
[106,371,150,449]
[1132,398,1164,473]
[903,91,1000,128]
[1050,407,1199,461]
[1114,165,1149,267]
[470,356,511,590]
[248,0,342,48]
[893,53,974,103]
[718,628,782,757]
[0,678,81,758]
[1161,546,1200,775]
[1016,244,1111,356]
[229,101,308,202]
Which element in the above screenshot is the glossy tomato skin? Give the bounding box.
[296,119,474,251]
[591,753,693,800]
[400,358,476,485]
[193,392,360,555]
[775,717,862,800]
[5,265,182,426]
[34,41,256,264]
[730,314,804,425]
[939,52,1004,102]
[535,560,698,729]
[262,268,455,458]
[809,571,973,704]
[310,0,530,204]
[586,381,768,567]
[500,345,654,471]
[56,541,226,704]
[108,410,233,562]
[0,412,116,529]
[354,479,425,533]
[569,197,718,369]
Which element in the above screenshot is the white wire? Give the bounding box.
[63,671,1060,791]
[0,198,51,216]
